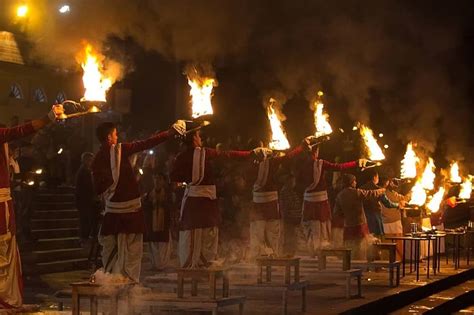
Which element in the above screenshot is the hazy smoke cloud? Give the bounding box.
[9,0,474,159]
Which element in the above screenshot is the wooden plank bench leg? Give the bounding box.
[266,265,272,282]
[212,307,218,315]
[210,273,217,299]
[223,274,230,298]
[191,278,198,297]
[239,301,245,315]
[72,288,79,315]
[396,265,400,287]
[110,294,119,315]
[90,296,98,315]
[285,265,291,284]
[346,276,351,299]
[177,273,184,298]
[302,286,307,312]
[282,290,288,315]
[357,275,362,298]
[389,266,394,287]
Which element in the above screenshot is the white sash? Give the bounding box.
[180,148,216,220]
[253,191,278,203]
[253,159,270,192]
[103,144,141,214]
[303,190,328,202]
[305,159,323,193]
[0,188,12,241]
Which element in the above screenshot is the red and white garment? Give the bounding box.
[180,147,217,220]
[253,159,278,206]
[303,159,329,204]
[102,144,141,214]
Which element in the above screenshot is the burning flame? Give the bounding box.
[427,187,445,213]
[420,158,436,190]
[313,91,333,137]
[408,180,427,206]
[266,98,290,150]
[459,177,472,199]
[450,162,462,183]
[401,143,419,179]
[80,44,112,102]
[188,76,215,118]
[358,123,385,161]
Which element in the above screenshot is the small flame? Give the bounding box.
[266,98,290,150]
[313,91,333,138]
[188,76,215,118]
[459,176,472,199]
[408,180,427,206]
[420,158,436,190]
[80,44,112,102]
[427,187,445,213]
[358,123,385,161]
[450,162,462,183]
[401,142,419,179]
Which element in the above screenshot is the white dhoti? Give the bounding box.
[148,232,172,270]
[249,219,281,260]
[99,233,143,283]
[344,237,369,260]
[0,235,22,308]
[179,227,218,268]
[304,220,331,256]
[331,227,344,249]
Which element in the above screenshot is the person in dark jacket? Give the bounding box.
[75,152,97,246]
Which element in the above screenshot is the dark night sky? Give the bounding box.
[3,0,474,170]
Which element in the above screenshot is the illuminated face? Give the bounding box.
[108,128,118,145]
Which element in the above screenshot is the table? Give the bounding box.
[466,230,474,265]
[443,230,465,269]
[385,235,439,281]
[176,268,229,299]
[318,248,352,271]
[256,257,300,284]
[70,281,133,315]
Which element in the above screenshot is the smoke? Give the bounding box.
[10,0,474,159]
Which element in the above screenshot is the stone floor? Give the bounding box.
[18,255,473,315]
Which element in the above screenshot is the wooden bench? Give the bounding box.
[369,243,401,287]
[70,281,133,315]
[177,267,229,299]
[233,280,308,315]
[314,269,362,299]
[319,248,352,271]
[256,257,300,284]
[130,292,245,315]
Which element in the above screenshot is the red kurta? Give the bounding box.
[300,158,357,222]
[170,147,251,230]
[0,123,35,236]
[92,130,172,235]
[251,146,303,221]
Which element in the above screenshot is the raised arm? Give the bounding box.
[122,129,173,155]
[274,145,304,162]
[356,188,386,200]
[205,147,252,160]
[322,160,358,171]
[379,194,399,208]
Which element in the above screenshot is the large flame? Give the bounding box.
[427,187,445,213]
[450,162,462,183]
[313,91,333,138]
[80,44,112,102]
[420,158,436,190]
[188,76,215,118]
[266,98,290,150]
[459,176,472,199]
[408,180,427,206]
[400,142,419,179]
[358,123,385,161]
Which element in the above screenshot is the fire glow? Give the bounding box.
[358,123,385,161]
[313,91,333,138]
[450,162,462,183]
[80,44,112,102]
[408,180,427,206]
[421,158,436,190]
[266,98,290,151]
[188,76,215,118]
[459,177,472,199]
[427,187,445,213]
[400,142,419,179]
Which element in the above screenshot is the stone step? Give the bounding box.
[31,218,79,230]
[35,193,75,203]
[34,202,76,211]
[33,247,87,263]
[34,237,81,251]
[24,258,89,275]
[33,209,79,220]
[31,227,79,239]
